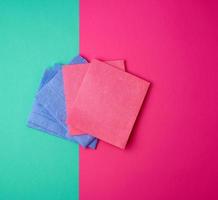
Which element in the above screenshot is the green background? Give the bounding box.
[0,0,79,199]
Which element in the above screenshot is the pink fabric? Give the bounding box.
[68,59,149,148]
[80,0,218,199]
[63,60,125,134]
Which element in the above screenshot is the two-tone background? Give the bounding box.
[0,0,218,200]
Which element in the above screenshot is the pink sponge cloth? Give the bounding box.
[68,59,150,149]
[63,60,125,135]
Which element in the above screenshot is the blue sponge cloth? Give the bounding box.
[27,56,98,149]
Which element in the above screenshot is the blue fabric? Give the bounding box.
[69,55,88,64]
[27,55,98,148]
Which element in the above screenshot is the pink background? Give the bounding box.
[80,0,218,199]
